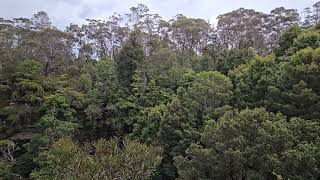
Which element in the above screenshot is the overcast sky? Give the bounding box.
[0,0,317,28]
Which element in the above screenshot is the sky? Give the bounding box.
[0,0,317,29]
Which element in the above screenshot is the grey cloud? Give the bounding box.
[79,6,94,19]
[54,0,81,4]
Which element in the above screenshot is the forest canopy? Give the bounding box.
[1,2,320,180]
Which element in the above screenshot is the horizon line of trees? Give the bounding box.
[1,2,320,63]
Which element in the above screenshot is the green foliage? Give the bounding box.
[40,93,78,139]
[78,58,118,135]
[95,58,117,97]
[156,65,192,93]
[178,71,233,124]
[14,59,44,104]
[229,55,277,109]
[145,48,178,80]
[294,29,320,51]
[0,59,44,134]
[42,94,76,122]
[113,68,170,135]
[276,25,302,57]
[156,97,200,178]
[133,104,167,144]
[154,71,233,178]
[157,70,233,157]
[94,138,162,179]
[269,47,320,119]
[32,137,162,180]
[211,48,256,74]
[0,159,11,179]
[116,31,144,88]
[278,25,320,57]
[174,108,320,180]
[31,138,96,180]
[131,69,169,108]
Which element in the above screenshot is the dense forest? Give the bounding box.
[1,2,320,179]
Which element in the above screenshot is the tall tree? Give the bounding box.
[116,31,144,88]
[216,8,268,53]
[302,7,314,28]
[31,11,51,29]
[265,7,300,51]
[313,1,320,23]
[0,60,44,136]
[157,70,233,179]
[168,15,210,57]
[21,28,72,76]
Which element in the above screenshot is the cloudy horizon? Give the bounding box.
[0,0,317,29]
